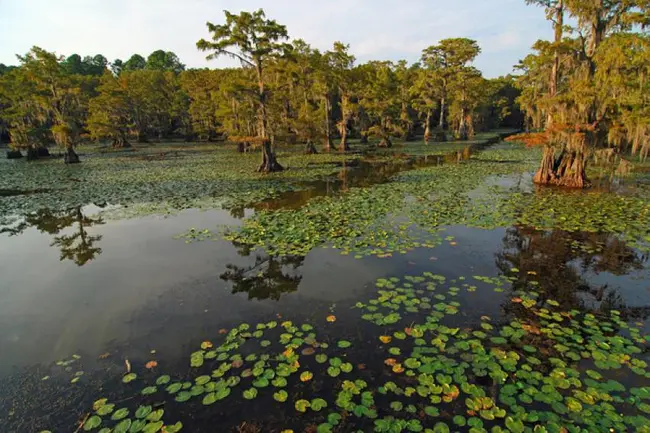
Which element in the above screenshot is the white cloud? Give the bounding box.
[0,0,551,77]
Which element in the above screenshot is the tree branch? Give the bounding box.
[203,47,255,68]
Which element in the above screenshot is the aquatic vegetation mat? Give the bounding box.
[0,144,361,225]
[186,146,650,257]
[33,271,650,432]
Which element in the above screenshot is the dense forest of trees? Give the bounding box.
[0,9,522,171]
[512,0,649,187]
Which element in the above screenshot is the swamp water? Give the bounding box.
[0,139,649,433]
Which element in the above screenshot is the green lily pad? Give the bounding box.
[274,390,288,402]
[295,399,311,413]
[83,415,102,431]
[122,373,137,384]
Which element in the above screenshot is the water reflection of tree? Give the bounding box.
[1,207,104,266]
[220,243,304,301]
[495,226,648,315]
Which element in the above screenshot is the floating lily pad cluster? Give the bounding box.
[81,400,182,433]
[0,144,362,226]
[223,145,650,259]
[67,268,650,433]
[78,319,362,432]
[354,272,650,432]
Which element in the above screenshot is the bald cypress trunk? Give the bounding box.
[323,96,333,151]
[64,146,80,164]
[255,61,282,172]
[339,95,351,152]
[553,149,587,188]
[457,109,469,141]
[258,140,283,172]
[538,0,588,188]
[424,110,432,143]
[547,0,563,127]
[533,146,556,184]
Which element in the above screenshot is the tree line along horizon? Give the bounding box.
[0,1,648,185]
[0,27,522,167]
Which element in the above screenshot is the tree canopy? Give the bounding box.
[0,9,521,168]
[511,0,649,187]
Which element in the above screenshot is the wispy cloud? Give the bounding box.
[0,0,551,77]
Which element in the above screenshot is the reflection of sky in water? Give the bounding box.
[0,209,396,373]
[0,208,648,376]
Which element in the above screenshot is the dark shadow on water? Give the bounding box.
[496,225,649,318]
[0,188,53,197]
[220,243,305,301]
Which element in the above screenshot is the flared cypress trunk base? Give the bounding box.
[305,142,318,154]
[551,151,587,188]
[360,133,369,144]
[257,141,283,173]
[534,149,588,188]
[26,147,51,160]
[64,147,80,164]
[339,137,350,152]
[533,146,556,184]
[112,138,131,148]
[457,125,469,141]
[27,148,38,160]
[432,129,447,142]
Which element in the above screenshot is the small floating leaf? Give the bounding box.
[96,404,115,416]
[166,383,182,394]
[243,388,258,400]
[114,419,132,433]
[141,386,157,396]
[203,392,218,405]
[142,421,163,433]
[111,408,130,421]
[83,415,102,431]
[311,398,328,411]
[175,391,192,402]
[135,405,152,419]
[164,422,183,433]
[146,409,164,422]
[155,375,170,385]
[122,373,137,384]
[295,399,311,413]
[274,390,288,402]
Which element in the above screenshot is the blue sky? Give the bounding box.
[0,0,551,77]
